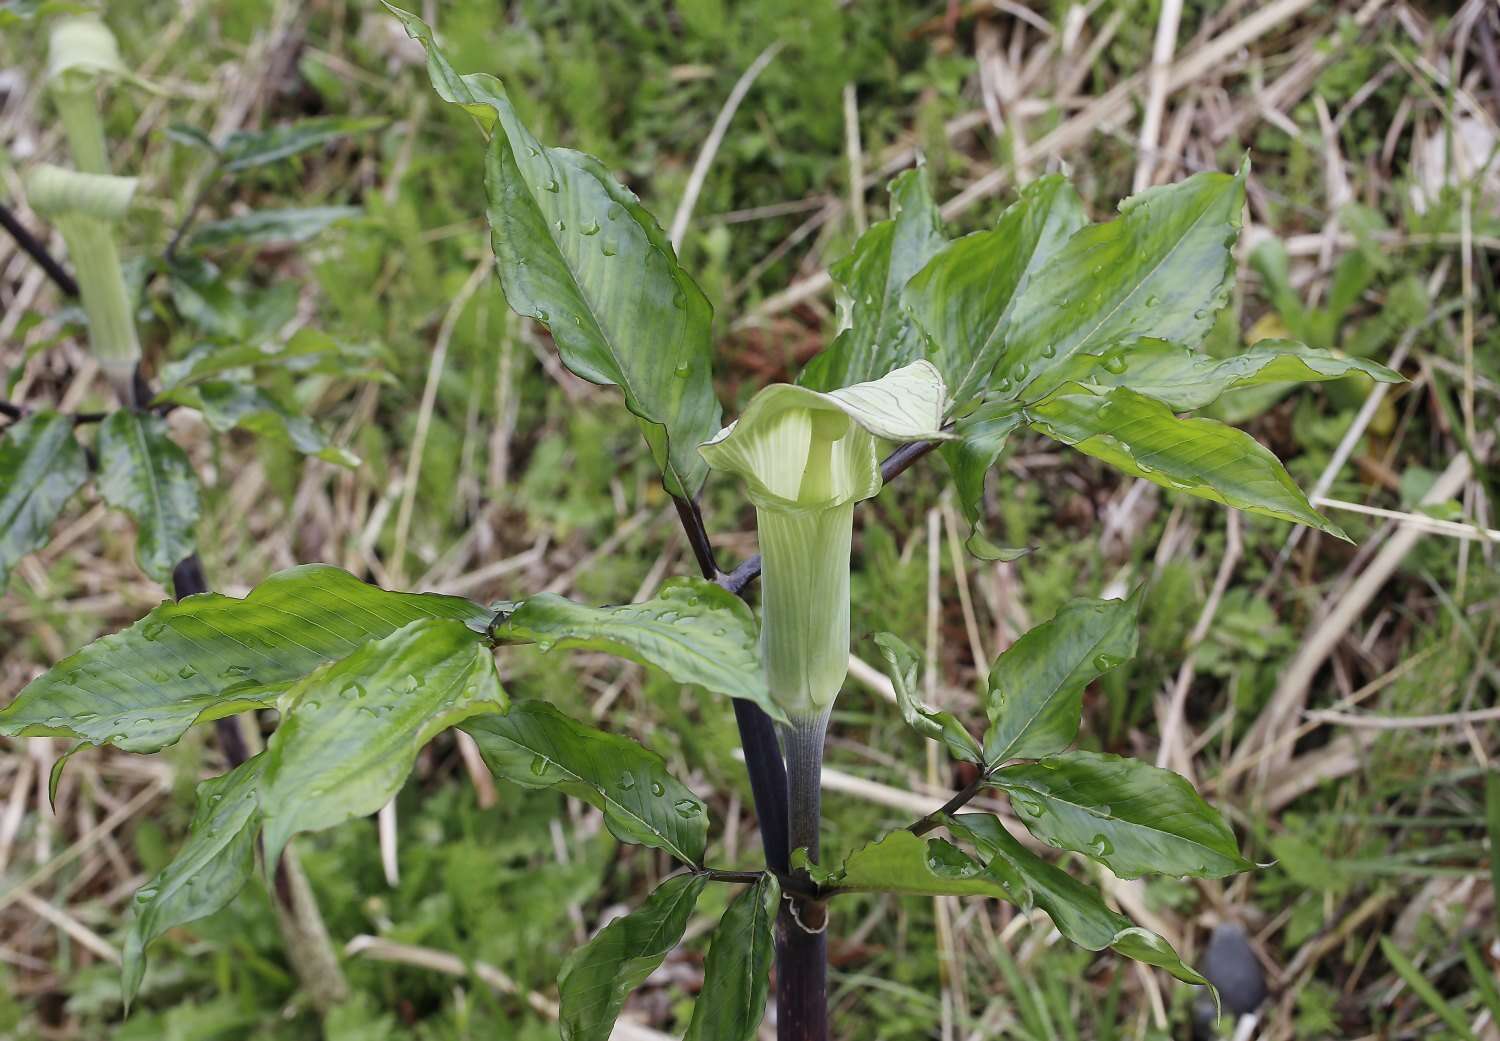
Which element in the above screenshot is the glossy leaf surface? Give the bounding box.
[873,632,982,765]
[122,756,262,1007]
[259,618,507,868]
[465,701,708,865]
[557,872,707,1041]
[494,577,777,721]
[95,410,202,585]
[993,751,1252,879]
[0,412,88,587]
[683,873,778,1041]
[949,813,1207,984]
[1035,337,1403,411]
[0,565,491,752]
[939,401,1027,559]
[389,4,721,498]
[799,166,946,391]
[811,829,1024,903]
[983,593,1139,765]
[1025,384,1345,537]
[903,175,1086,408]
[999,166,1247,398]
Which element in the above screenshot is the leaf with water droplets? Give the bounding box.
[800,165,948,391]
[0,565,492,753]
[386,3,721,498]
[95,410,202,586]
[945,813,1208,985]
[812,828,1026,902]
[991,751,1253,879]
[0,411,89,590]
[558,872,707,1041]
[1027,337,1404,411]
[983,591,1139,765]
[492,577,782,723]
[997,163,1248,399]
[464,700,708,865]
[259,618,507,869]
[122,755,264,1009]
[684,872,778,1041]
[1024,383,1347,539]
[903,174,1086,410]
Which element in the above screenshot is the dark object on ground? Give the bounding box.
[1193,923,1269,1039]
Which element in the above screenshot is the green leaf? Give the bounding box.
[95,410,202,585]
[998,165,1247,399]
[0,412,88,588]
[940,401,1027,559]
[683,874,778,1041]
[799,166,947,391]
[1033,338,1403,411]
[259,618,506,869]
[157,328,389,391]
[557,872,707,1041]
[0,564,491,753]
[464,701,709,865]
[188,206,361,249]
[811,829,1025,903]
[1024,384,1346,538]
[122,756,262,1008]
[218,116,386,172]
[993,750,1252,879]
[983,593,1139,765]
[161,381,359,467]
[494,577,779,722]
[947,813,1207,985]
[388,4,721,498]
[873,632,982,765]
[904,175,1086,409]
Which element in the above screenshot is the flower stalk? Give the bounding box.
[701,361,949,1040]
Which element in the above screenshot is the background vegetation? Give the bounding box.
[1,0,1496,1038]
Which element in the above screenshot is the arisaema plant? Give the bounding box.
[0,6,1403,1039]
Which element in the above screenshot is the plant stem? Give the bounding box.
[778,714,829,1041]
[908,771,989,837]
[0,203,79,297]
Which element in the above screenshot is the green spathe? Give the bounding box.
[701,361,948,719]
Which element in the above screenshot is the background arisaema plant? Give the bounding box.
[0,5,1431,1040]
[1,8,391,1019]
